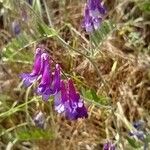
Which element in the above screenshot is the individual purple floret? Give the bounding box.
[133,120,145,130]
[54,80,66,114]
[129,130,145,141]
[129,120,146,141]
[12,20,21,35]
[83,6,94,32]
[20,48,43,87]
[36,53,52,100]
[51,64,61,94]
[88,0,106,17]
[54,79,88,120]
[66,79,88,120]
[82,0,106,32]
[103,141,116,150]
[33,111,45,128]
[37,53,61,101]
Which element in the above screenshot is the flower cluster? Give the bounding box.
[82,0,106,32]
[103,141,116,150]
[20,47,88,120]
[129,120,146,141]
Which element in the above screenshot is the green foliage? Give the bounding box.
[81,88,110,106]
[91,20,115,47]
[32,0,42,18]
[126,137,142,149]
[0,0,14,9]
[138,1,150,13]
[2,23,57,62]
[144,134,150,143]
[16,128,54,141]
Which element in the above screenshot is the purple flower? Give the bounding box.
[33,111,45,128]
[129,120,146,141]
[82,0,106,32]
[133,120,145,130]
[12,20,21,35]
[103,141,116,150]
[37,54,61,101]
[88,0,106,17]
[54,79,88,120]
[20,48,43,87]
[54,80,66,113]
[82,6,94,32]
[129,131,145,141]
[51,64,61,94]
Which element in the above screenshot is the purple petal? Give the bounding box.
[20,73,38,87]
[39,53,52,85]
[93,17,102,30]
[61,80,68,103]
[76,99,88,119]
[12,20,21,35]
[33,111,45,128]
[52,64,61,94]
[54,92,65,113]
[82,5,94,32]
[30,48,43,76]
[68,79,78,102]
[103,142,116,150]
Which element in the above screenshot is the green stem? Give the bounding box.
[0,98,37,118]
[25,86,32,122]
[56,35,110,91]
[43,0,53,27]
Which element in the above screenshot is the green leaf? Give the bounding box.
[91,20,115,47]
[2,22,57,62]
[32,0,42,18]
[138,1,150,13]
[126,137,142,149]
[144,134,150,143]
[81,88,110,106]
[16,128,54,141]
[1,0,14,9]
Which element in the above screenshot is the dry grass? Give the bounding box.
[0,0,150,149]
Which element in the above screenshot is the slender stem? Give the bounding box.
[25,86,32,122]
[0,97,37,118]
[56,35,110,91]
[49,101,57,136]
[43,0,53,27]
[0,122,27,137]
[89,34,94,56]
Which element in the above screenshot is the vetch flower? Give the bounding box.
[103,141,116,150]
[129,120,146,141]
[33,111,45,128]
[51,64,61,94]
[88,0,106,17]
[82,5,94,32]
[129,130,145,141]
[36,53,52,100]
[54,80,67,114]
[54,79,88,120]
[82,0,106,32]
[133,120,145,130]
[12,20,21,35]
[37,53,61,101]
[66,79,88,120]
[20,48,43,87]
